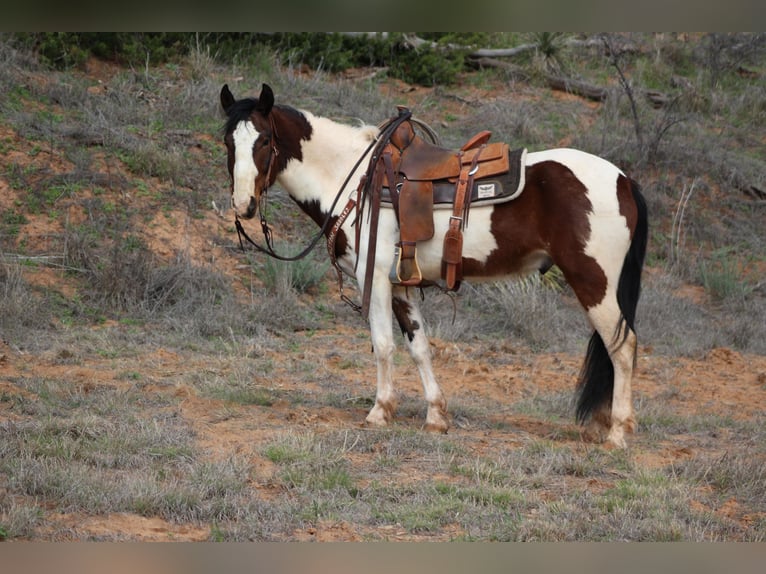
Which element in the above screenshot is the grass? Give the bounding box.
[2,369,763,540]
[258,245,330,295]
[0,33,765,541]
[0,376,258,537]
[698,248,755,303]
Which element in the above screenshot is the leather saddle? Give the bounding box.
[373,112,523,290]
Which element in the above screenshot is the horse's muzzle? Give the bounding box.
[232,195,258,219]
[244,196,258,219]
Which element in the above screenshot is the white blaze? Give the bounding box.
[231,120,259,214]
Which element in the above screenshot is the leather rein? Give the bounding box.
[233,108,434,314]
[233,112,371,263]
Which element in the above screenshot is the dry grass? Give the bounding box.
[1,34,765,541]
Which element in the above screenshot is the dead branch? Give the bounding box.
[470,44,539,58]
[545,75,608,102]
[465,56,530,82]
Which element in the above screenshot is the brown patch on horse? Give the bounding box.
[463,160,608,309]
[616,174,638,237]
[293,199,349,259]
[250,105,312,180]
[392,297,420,342]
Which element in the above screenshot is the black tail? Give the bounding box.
[576,179,648,423]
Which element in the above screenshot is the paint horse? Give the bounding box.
[220,83,648,448]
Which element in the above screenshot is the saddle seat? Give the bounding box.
[385,120,509,185]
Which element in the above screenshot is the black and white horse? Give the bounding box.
[220,83,648,448]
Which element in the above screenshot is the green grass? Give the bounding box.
[698,248,755,302]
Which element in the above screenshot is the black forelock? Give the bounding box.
[222,97,260,136]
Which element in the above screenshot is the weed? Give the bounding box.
[258,249,330,296]
[698,249,753,303]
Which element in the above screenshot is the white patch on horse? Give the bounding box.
[414,208,498,279]
[232,120,259,214]
[279,113,378,216]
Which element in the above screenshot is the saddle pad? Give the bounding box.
[381,147,527,208]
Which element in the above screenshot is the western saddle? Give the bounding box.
[343,107,525,317]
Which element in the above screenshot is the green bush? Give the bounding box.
[11,32,476,86]
[259,249,329,295]
[14,32,191,69]
[698,248,753,302]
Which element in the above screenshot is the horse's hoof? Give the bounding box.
[424,421,449,434]
[366,402,395,427]
[605,427,628,449]
[425,404,449,434]
[365,413,389,427]
[365,417,387,428]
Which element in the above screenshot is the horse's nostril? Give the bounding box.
[247,196,257,218]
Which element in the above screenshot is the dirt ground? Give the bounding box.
[1,60,765,541]
[2,317,766,540]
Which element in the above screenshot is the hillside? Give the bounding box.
[0,33,764,541]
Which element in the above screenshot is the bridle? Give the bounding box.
[233,111,380,263]
[232,108,437,313]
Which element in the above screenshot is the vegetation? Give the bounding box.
[0,33,764,540]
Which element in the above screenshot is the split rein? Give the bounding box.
[233,108,439,314]
[232,116,381,262]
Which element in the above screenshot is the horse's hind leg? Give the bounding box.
[392,286,449,432]
[582,298,637,449]
[561,253,638,448]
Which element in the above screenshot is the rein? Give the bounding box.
[234,113,376,262]
[233,107,425,316]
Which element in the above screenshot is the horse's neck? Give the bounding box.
[277,112,378,213]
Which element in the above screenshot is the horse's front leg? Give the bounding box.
[392,286,449,433]
[364,275,398,427]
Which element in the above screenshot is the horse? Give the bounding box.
[219,83,648,449]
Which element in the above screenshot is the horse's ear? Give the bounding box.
[220,84,236,114]
[256,83,274,115]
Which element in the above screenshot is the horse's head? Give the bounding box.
[220,83,278,219]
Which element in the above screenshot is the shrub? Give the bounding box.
[257,247,329,296]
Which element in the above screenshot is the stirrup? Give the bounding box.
[389,245,423,286]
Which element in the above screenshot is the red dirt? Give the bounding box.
[1,61,765,541]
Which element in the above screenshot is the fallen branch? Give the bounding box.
[545,75,608,102]
[470,44,539,58]
[465,56,530,82]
